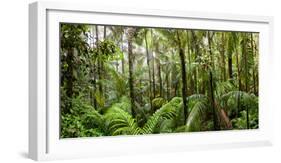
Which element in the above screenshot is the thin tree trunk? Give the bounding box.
[165,57,170,100]
[221,33,226,81]
[235,39,241,90]
[244,34,249,92]
[242,33,249,128]
[191,31,198,93]
[228,56,233,79]
[156,44,163,97]
[251,33,257,95]
[151,29,156,98]
[121,34,125,74]
[176,31,188,123]
[186,30,194,95]
[228,33,233,79]
[207,31,214,68]
[91,26,97,109]
[65,47,74,113]
[102,26,107,98]
[207,31,218,130]
[127,27,136,118]
[103,26,107,40]
[152,56,156,98]
[144,30,153,110]
[95,25,103,99]
[209,71,218,130]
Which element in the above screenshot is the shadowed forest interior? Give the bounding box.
[60,23,259,138]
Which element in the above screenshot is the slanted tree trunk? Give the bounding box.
[126,27,137,118]
[176,31,188,123]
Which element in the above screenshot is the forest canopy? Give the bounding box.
[60,23,259,138]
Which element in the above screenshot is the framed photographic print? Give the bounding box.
[29,1,274,161]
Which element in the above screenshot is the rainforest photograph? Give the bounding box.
[60,23,259,138]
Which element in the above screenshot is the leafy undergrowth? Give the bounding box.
[61,91,258,138]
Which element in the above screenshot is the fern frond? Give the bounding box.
[142,97,181,134]
[104,106,141,135]
[186,98,210,132]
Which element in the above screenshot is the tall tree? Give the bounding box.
[126,27,137,118]
[155,42,163,97]
[191,31,199,93]
[91,26,97,108]
[151,29,156,98]
[144,29,153,109]
[95,25,103,100]
[227,33,234,79]
[219,32,227,81]
[176,30,188,123]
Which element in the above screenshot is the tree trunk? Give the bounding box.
[95,25,103,99]
[65,47,74,113]
[251,33,257,95]
[228,55,233,79]
[228,33,233,79]
[242,33,250,128]
[92,62,97,109]
[151,29,156,98]
[235,38,241,90]
[207,32,218,130]
[207,31,214,68]
[127,27,136,118]
[186,30,194,95]
[144,30,153,110]
[176,31,188,123]
[191,31,198,93]
[165,56,170,100]
[209,71,219,130]
[243,34,249,92]
[91,26,97,109]
[121,33,125,74]
[220,33,226,81]
[103,26,107,40]
[156,44,163,97]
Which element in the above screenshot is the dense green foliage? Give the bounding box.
[60,24,259,138]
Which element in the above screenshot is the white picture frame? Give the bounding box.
[29,1,274,161]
